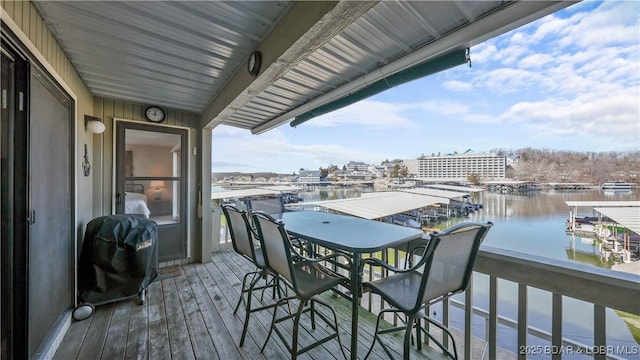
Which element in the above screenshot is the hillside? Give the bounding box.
[212,149,640,184]
[503,148,640,183]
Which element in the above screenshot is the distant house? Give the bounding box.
[297,169,321,183]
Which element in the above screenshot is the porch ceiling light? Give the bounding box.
[84,115,106,134]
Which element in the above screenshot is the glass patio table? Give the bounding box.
[281,211,424,359]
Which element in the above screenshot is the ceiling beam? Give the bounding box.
[201,0,379,130]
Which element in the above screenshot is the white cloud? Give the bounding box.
[470,43,498,63]
[499,86,640,149]
[519,53,554,69]
[443,80,472,92]
[301,100,417,130]
[212,125,387,173]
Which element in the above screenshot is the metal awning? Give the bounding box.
[292,191,447,220]
[593,207,640,235]
[565,201,640,208]
[211,188,281,201]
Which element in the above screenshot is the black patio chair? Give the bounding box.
[247,196,314,256]
[361,221,493,359]
[221,204,282,346]
[251,211,350,360]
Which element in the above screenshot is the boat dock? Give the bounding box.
[566,200,640,263]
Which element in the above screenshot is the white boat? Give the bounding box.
[601,181,637,190]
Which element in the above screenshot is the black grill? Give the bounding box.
[77,215,158,306]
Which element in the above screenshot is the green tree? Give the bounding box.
[319,167,329,178]
[467,173,480,185]
[391,163,400,178]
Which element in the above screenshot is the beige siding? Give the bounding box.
[2,1,96,241]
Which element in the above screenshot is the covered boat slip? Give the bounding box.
[566,201,640,235]
[592,207,640,235]
[211,186,303,202]
[423,184,485,193]
[287,189,470,221]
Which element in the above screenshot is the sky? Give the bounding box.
[211,0,640,174]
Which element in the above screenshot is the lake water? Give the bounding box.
[293,186,640,357]
[296,187,639,265]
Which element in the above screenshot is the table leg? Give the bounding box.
[349,254,361,360]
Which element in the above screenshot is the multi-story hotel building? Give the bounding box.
[415,154,507,181]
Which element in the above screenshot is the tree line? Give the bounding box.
[496,148,640,183]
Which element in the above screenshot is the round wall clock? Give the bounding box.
[247,51,262,77]
[145,106,165,123]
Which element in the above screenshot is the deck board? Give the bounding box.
[147,278,171,359]
[55,250,447,360]
[102,300,130,359]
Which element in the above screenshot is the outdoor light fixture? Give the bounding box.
[84,115,105,134]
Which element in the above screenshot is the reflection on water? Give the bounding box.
[297,187,640,356]
[298,187,639,265]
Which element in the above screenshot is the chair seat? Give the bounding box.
[293,261,346,299]
[365,270,422,312]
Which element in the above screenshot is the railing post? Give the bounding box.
[489,276,497,360]
[552,293,562,360]
[518,284,528,360]
[211,205,222,252]
[465,278,473,360]
[594,304,606,360]
[443,295,450,349]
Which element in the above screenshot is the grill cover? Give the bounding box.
[78,215,158,305]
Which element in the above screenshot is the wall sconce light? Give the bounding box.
[84,115,105,134]
[149,180,166,200]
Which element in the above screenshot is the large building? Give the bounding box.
[416,154,506,181]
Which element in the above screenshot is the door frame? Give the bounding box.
[114,120,189,261]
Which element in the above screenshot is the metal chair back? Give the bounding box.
[251,211,294,284]
[246,196,285,217]
[417,222,493,311]
[221,204,258,264]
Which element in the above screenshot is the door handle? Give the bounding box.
[27,209,36,225]
[116,193,122,205]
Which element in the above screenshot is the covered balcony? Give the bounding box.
[2,1,638,359]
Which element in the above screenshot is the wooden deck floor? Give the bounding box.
[54,250,449,360]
